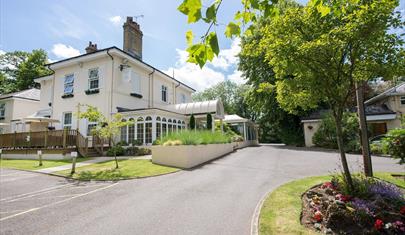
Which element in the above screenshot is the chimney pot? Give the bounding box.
[85,41,98,53]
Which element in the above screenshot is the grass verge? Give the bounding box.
[259,172,405,235]
[374,172,405,188]
[0,158,92,170]
[55,159,179,180]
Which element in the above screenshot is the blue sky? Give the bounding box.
[1,0,404,91]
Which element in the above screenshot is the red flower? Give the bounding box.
[374,219,384,230]
[400,206,405,215]
[342,195,352,202]
[313,211,323,222]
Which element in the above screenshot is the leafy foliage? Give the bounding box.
[382,128,405,164]
[313,112,360,153]
[0,50,51,94]
[159,130,231,146]
[78,105,132,168]
[189,114,195,129]
[206,113,213,130]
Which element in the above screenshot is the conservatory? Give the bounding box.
[117,100,225,145]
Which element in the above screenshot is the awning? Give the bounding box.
[366,114,396,121]
[22,117,60,123]
[166,100,225,119]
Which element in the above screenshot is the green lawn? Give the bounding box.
[259,172,405,235]
[374,172,405,188]
[55,159,180,180]
[0,158,92,170]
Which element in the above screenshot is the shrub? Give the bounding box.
[116,140,128,146]
[190,114,195,129]
[206,113,213,130]
[313,112,360,153]
[124,146,151,156]
[132,139,143,146]
[107,145,125,156]
[159,130,231,146]
[381,128,405,164]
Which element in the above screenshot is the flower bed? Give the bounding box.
[301,176,405,234]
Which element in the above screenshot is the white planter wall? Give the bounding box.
[152,143,234,169]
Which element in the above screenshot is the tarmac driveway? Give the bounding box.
[0,145,403,235]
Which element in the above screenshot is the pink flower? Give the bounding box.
[374,219,384,230]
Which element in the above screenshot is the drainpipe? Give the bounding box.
[47,65,56,118]
[148,69,155,108]
[174,81,180,104]
[107,49,114,118]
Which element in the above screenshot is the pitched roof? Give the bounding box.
[0,88,40,101]
[44,46,196,92]
[365,82,405,105]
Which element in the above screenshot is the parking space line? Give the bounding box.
[0,183,118,222]
[0,184,72,202]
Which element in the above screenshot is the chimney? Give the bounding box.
[85,41,98,53]
[123,16,143,60]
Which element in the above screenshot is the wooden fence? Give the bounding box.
[0,129,89,156]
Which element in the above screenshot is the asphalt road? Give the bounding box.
[1,145,403,235]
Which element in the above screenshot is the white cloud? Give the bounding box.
[227,70,245,85]
[164,38,245,92]
[211,38,241,70]
[51,43,80,59]
[0,50,5,55]
[109,16,123,26]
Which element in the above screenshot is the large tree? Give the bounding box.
[250,0,404,189]
[192,80,258,119]
[0,49,51,94]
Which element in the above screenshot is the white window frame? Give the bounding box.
[62,112,73,129]
[87,122,98,136]
[400,96,405,106]
[181,93,186,103]
[161,85,168,102]
[64,74,74,95]
[88,68,99,91]
[0,103,5,119]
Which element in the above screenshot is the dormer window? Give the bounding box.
[88,68,99,90]
[64,74,74,95]
[161,85,168,102]
[401,96,405,105]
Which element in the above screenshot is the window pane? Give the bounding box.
[137,123,144,144]
[156,122,161,139]
[162,123,167,137]
[64,113,72,125]
[89,68,98,78]
[64,85,73,94]
[401,96,405,105]
[89,79,99,89]
[121,125,127,143]
[128,124,135,143]
[65,74,74,84]
[146,122,152,144]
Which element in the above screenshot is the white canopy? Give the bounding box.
[166,100,225,119]
[224,114,248,123]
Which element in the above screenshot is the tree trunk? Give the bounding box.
[334,114,354,192]
[355,81,373,177]
[112,140,119,169]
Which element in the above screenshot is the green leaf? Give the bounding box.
[206,4,216,22]
[186,30,194,46]
[178,0,202,23]
[186,44,207,68]
[317,4,331,17]
[225,22,241,38]
[207,32,219,56]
